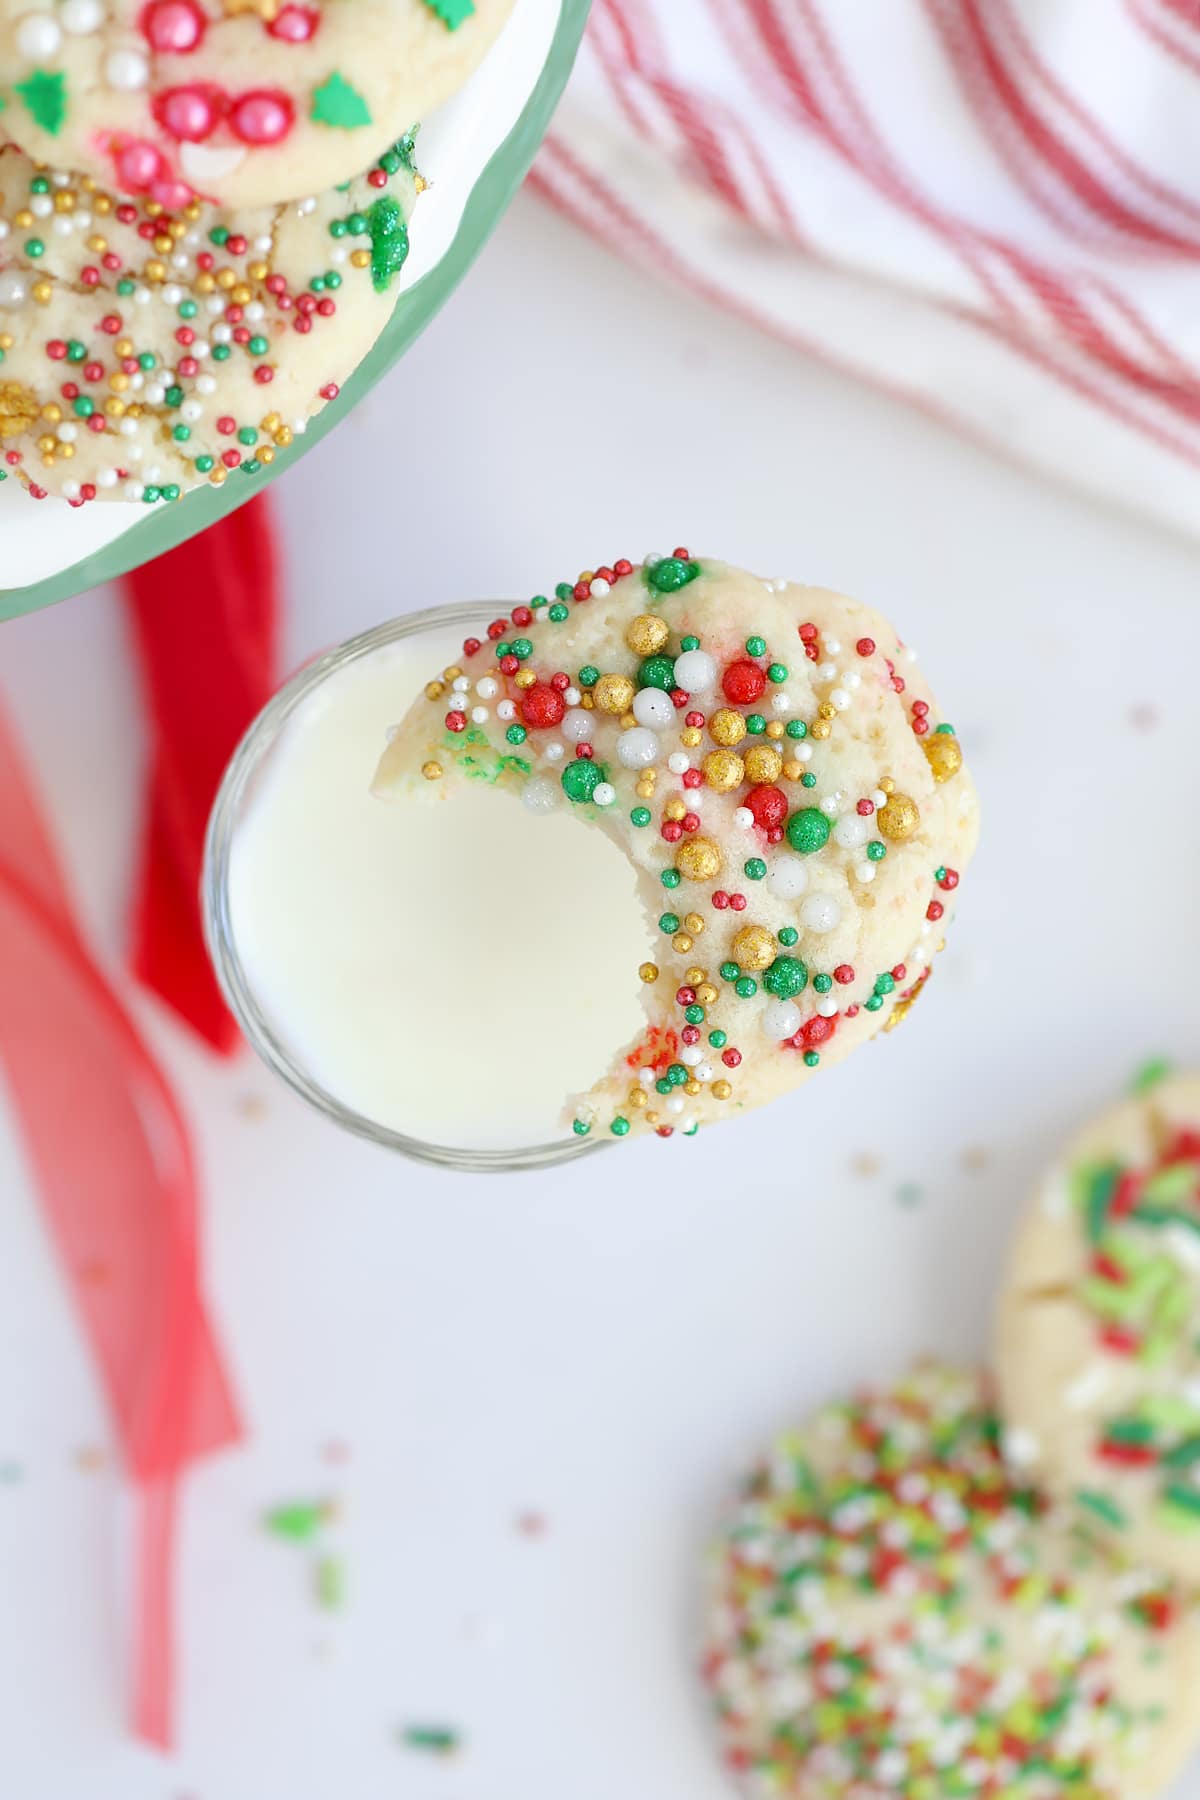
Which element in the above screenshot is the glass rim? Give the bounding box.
[202,600,605,1174]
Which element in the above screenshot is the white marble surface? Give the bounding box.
[3,191,1200,1800]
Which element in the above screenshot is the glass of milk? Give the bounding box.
[203,603,647,1173]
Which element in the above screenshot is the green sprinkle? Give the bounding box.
[785,720,807,739]
[801,771,817,788]
[719,962,739,982]
[572,1119,590,1137]
[786,809,831,855]
[212,343,231,362]
[555,582,573,601]
[401,1725,462,1755]
[548,603,569,623]
[561,760,605,805]
[194,455,214,473]
[659,912,681,934]
[708,1030,727,1048]
[511,638,533,660]
[611,1117,630,1137]
[684,1004,705,1025]
[578,664,599,687]
[505,724,526,745]
[631,806,651,827]
[637,654,676,691]
[812,971,832,991]
[1131,1058,1173,1096]
[735,976,758,998]
[744,857,767,881]
[24,237,44,258]
[660,868,681,889]
[763,957,807,1000]
[237,426,257,446]
[265,1500,327,1542]
[647,556,697,593]
[866,840,887,862]
[315,1554,345,1611]
[681,635,700,652]
[874,973,895,997]
[803,1050,820,1067]
[865,995,884,1012]
[779,927,800,948]
[768,662,788,683]
[746,714,766,734]
[1076,1489,1129,1530]
[745,635,767,657]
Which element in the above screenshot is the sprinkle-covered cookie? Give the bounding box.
[0,0,513,207]
[998,1073,1200,1583]
[373,554,979,1143]
[0,131,419,502]
[703,1364,1200,1800]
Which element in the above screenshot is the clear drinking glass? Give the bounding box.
[202,602,603,1174]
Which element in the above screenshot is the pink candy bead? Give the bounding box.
[114,138,162,190]
[230,89,293,145]
[268,4,319,41]
[155,83,220,140]
[141,0,206,53]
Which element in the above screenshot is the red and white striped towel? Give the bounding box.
[533,0,1200,540]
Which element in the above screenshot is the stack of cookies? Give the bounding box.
[702,1074,1200,1800]
[0,0,511,504]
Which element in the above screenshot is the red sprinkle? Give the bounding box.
[856,637,875,656]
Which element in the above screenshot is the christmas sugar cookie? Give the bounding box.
[0,0,513,208]
[997,1073,1200,1583]
[0,132,418,502]
[373,554,979,1143]
[703,1363,1200,1800]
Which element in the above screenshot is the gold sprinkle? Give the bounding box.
[675,836,722,881]
[809,719,832,741]
[711,1080,732,1101]
[680,726,702,749]
[709,708,747,748]
[350,249,371,269]
[580,692,595,710]
[766,720,785,739]
[782,760,804,781]
[258,446,274,465]
[685,1079,702,1096]
[683,913,705,935]
[818,701,836,721]
[877,793,920,841]
[424,681,446,702]
[732,924,775,971]
[109,372,129,393]
[672,933,694,955]
[663,798,686,823]
[594,673,635,715]
[646,1111,660,1126]
[743,743,782,784]
[32,281,52,304]
[625,614,670,656]
[696,983,718,1006]
[703,748,744,792]
[421,761,443,781]
[879,777,895,795]
[628,1089,647,1109]
[639,963,659,984]
[923,734,963,782]
[685,966,706,986]
[620,713,637,730]
[443,666,463,681]
[514,670,536,690]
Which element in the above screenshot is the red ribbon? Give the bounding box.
[122,496,281,1052]
[0,709,241,1747]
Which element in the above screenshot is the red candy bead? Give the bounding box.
[926,901,944,921]
[856,637,875,656]
[938,868,960,891]
[511,606,532,626]
[798,623,817,642]
[445,712,466,733]
[614,559,633,577]
[486,619,508,640]
[721,659,766,705]
[676,987,696,1007]
[550,671,570,692]
[833,964,855,985]
[722,1048,742,1068]
[661,820,684,844]
[682,769,702,789]
[711,891,730,910]
[856,798,874,815]
[744,784,787,831]
[498,654,519,676]
[520,683,565,730]
[462,637,482,657]
[729,893,747,911]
